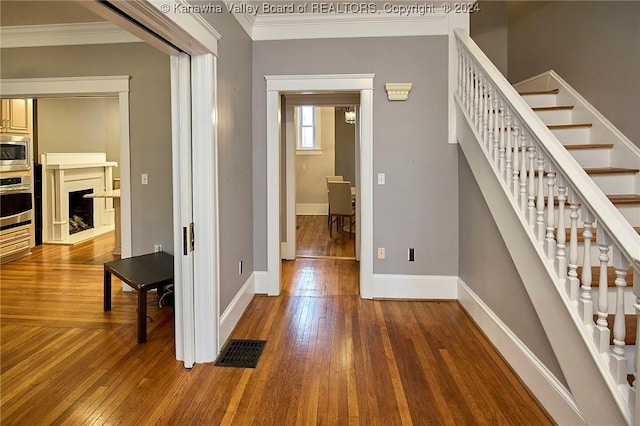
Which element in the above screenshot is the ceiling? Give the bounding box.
[0,1,105,26]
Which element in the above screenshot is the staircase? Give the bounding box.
[454,29,640,425]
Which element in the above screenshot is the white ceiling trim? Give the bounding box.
[0,22,142,48]
[236,10,452,40]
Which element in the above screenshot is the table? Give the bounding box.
[104,252,174,343]
[84,189,121,255]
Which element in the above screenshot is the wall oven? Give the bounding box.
[0,175,32,231]
[0,134,31,172]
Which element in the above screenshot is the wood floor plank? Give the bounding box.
[1,229,552,425]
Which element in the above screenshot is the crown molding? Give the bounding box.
[0,22,142,48]
[234,10,452,40]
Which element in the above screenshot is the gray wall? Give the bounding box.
[506,1,640,146]
[1,43,173,255]
[458,147,566,385]
[202,9,254,312]
[470,1,508,76]
[253,36,459,275]
[334,109,356,184]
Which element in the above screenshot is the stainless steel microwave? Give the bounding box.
[0,134,30,172]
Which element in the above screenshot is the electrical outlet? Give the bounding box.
[377,247,385,260]
[154,244,163,253]
[408,248,415,262]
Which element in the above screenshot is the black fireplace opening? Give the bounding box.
[69,189,94,235]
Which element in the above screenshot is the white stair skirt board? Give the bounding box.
[457,279,586,425]
[254,271,269,294]
[296,203,328,216]
[372,274,458,299]
[219,272,257,350]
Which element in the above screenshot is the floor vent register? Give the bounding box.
[215,339,266,368]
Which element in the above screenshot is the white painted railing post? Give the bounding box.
[481,80,489,144]
[486,87,494,152]
[473,66,480,127]
[545,165,556,260]
[535,153,546,242]
[567,190,580,301]
[527,144,537,225]
[556,177,567,280]
[498,105,506,176]
[511,124,520,198]
[505,112,513,187]
[519,132,528,213]
[594,230,610,352]
[492,98,500,164]
[579,209,595,324]
[611,248,630,383]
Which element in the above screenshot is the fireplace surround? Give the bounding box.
[41,153,117,244]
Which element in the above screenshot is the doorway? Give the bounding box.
[284,99,359,260]
[265,74,374,299]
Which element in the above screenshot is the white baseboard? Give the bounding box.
[254,270,268,294]
[219,273,257,347]
[372,274,458,299]
[296,203,328,216]
[457,278,585,425]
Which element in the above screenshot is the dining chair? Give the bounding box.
[327,181,355,238]
[326,176,343,225]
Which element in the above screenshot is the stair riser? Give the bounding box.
[534,109,573,125]
[550,127,591,144]
[567,148,612,169]
[589,174,637,195]
[521,93,558,108]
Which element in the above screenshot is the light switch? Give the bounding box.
[141,173,148,185]
[302,164,307,170]
[377,247,385,259]
[378,173,385,185]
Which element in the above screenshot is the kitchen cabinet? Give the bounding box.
[0,223,32,264]
[1,99,31,134]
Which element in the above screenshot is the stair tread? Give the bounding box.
[577,265,635,287]
[548,123,593,129]
[532,105,575,111]
[519,89,560,96]
[607,194,640,205]
[564,143,614,150]
[584,167,640,175]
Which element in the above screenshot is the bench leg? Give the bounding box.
[104,270,112,311]
[138,290,147,344]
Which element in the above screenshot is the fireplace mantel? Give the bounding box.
[41,153,117,245]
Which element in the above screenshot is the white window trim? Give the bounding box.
[295,106,323,154]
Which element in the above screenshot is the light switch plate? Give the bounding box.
[141,173,148,185]
[377,173,385,185]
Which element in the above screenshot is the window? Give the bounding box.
[296,106,320,153]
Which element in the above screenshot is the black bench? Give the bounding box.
[104,252,174,343]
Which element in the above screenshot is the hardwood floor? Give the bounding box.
[296,215,355,258]
[1,234,552,425]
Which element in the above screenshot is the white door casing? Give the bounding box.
[265,74,374,298]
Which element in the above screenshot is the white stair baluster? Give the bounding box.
[594,231,610,353]
[610,248,630,384]
[492,98,500,164]
[535,154,545,241]
[505,113,513,187]
[457,44,462,98]
[545,165,556,259]
[486,88,494,153]
[555,177,567,281]
[527,144,536,225]
[567,190,580,301]
[498,105,506,176]
[579,209,594,324]
[519,132,528,213]
[511,124,520,198]
[481,81,489,145]
[473,66,480,127]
